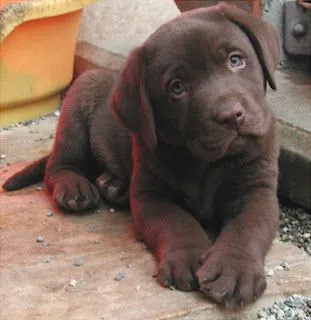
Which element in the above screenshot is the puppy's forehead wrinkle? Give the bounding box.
[146,21,254,74]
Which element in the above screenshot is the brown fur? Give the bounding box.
[3,3,280,307]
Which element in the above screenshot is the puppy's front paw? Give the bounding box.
[157,247,208,291]
[96,172,129,207]
[196,247,266,308]
[52,175,100,212]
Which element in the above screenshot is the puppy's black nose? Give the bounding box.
[217,103,245,129]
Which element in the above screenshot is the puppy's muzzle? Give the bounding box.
[216,102,245,130]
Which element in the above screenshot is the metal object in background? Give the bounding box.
[284,1,311,55]
[174,1,261,16]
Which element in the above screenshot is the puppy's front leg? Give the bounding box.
[197,163,279,307]
[131,166,211,291]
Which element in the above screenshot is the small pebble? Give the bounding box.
[135,285,140,290]
[0,154,7,159]
[115,272,126,281]
[74,257,84,267]
[264,267,274,277]
[169,285,176,291]
[280,261,290,271]
[43,256,51,263]
[275,266,284,271]
[23,120,33,126]
[69,279,77,287]
[54,110,60,117]
[36,186,43,191]
[109,208,115,213]
[277,309,284,318]
[36,236,45,243]
[258,310,268,318]
[46,211,54,217]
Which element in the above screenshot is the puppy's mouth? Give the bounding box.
[186,134,239,160]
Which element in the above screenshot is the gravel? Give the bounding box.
[278,201,311,256]
[0,119,38,131]
[257,295,311,320]
[257,202,310,320]
[0,107,60,132]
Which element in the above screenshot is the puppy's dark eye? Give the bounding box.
[168,79,186,98]
[228,53,246,70]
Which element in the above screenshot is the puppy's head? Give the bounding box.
[111,3,280,161]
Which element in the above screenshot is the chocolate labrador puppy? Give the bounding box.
[3,3,280,308]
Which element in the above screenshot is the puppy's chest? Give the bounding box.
[149,144,234,220]
[178,165,230,220]
[152,150,231,218]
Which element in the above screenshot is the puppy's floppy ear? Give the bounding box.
[111,46,157,151]
[218,2,280,90]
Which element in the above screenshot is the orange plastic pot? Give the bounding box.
[0,0,95,126]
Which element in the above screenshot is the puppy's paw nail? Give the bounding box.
[82,199,92,208]
[98,180,106,188]
[67,199,79,210]
[107,185,119,197]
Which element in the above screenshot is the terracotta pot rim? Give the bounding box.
[0,0,96,43]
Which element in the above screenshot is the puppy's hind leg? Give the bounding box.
[45,72,103,212]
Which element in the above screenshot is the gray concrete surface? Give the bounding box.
[269,70,311,133]
[1,118,311,320]
[268,70,311,209]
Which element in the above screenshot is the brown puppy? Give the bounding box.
[3,3,280,308]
